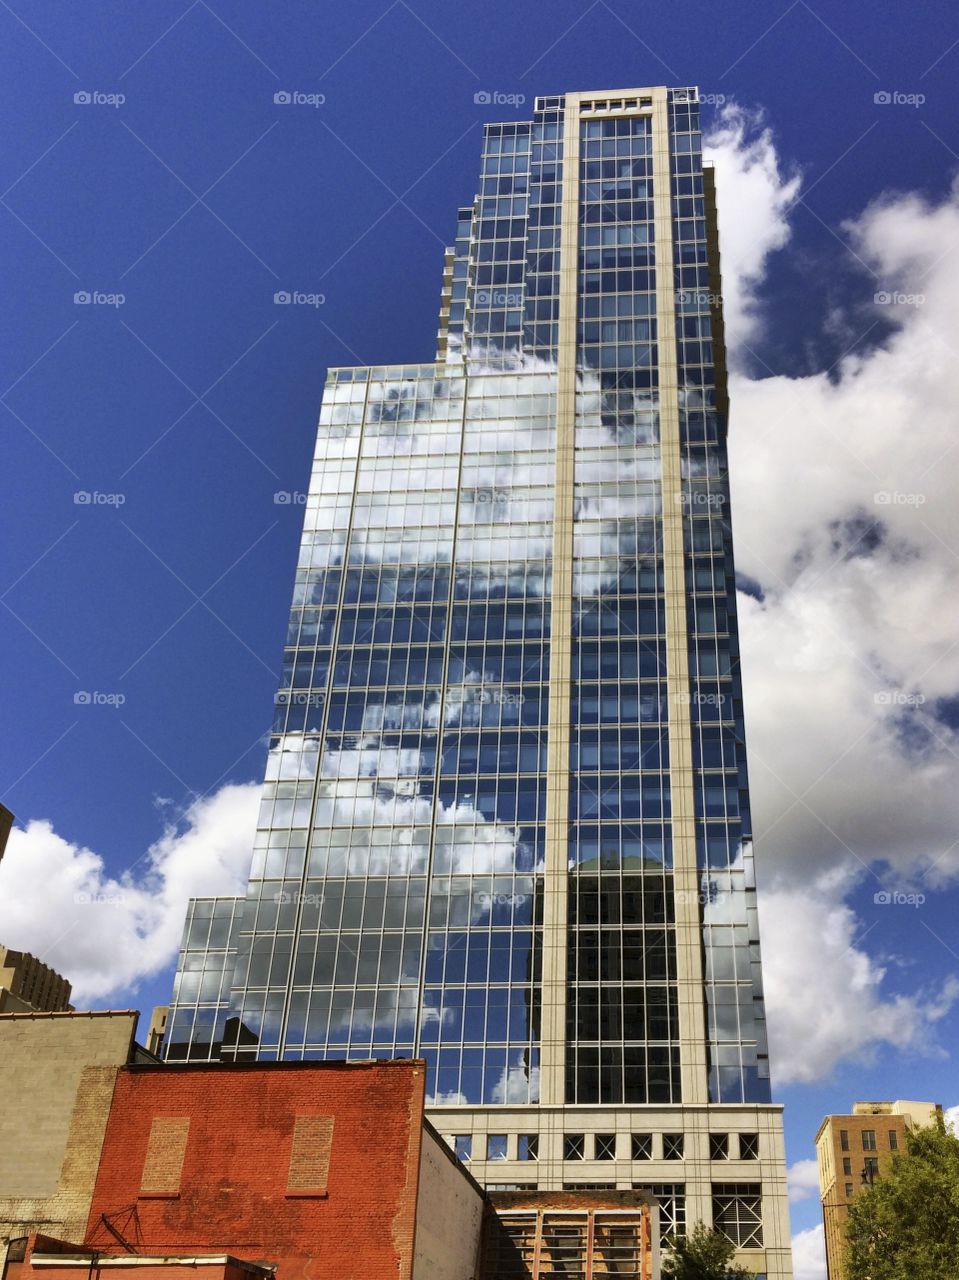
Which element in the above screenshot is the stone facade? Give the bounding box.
[0,1011,140,1269]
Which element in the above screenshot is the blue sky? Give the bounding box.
[3,3,959,1274]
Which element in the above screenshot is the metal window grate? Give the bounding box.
[483,1209,652,1279]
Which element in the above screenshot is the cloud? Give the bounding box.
[788,1158,821,1204]
[730,174,959,891]
[0,783,259,1002]
[703,107,959,1083]
[761,878,959,1085]
[792,1224,827,1280]
[704,104,801,351]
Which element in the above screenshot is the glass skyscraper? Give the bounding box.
[163,86,792,1277]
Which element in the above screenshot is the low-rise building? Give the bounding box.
[0,1011,145,1268]
[1,1018,660,1280]
[816,1099,943,1279]
[82,1058,482,1280]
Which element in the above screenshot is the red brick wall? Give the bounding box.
[85,1061,427,1280]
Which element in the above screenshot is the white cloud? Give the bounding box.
[945,1103,959,1134]
[792,1224,827,1280]
[704,105,801,351]
[0,783,259,1002]
[761,877,959,1085]
[788,1158,821,1204]
[705,107,959,1083]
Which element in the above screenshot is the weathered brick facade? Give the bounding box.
[0,1012,139,1269]
[85,1060,430,1280]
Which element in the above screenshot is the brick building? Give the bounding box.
[815,1099,943,1279]
[0,1011,145,1268]
[0,949,72,1015]
[2,1032,658,1280]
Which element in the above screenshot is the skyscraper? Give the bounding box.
[164,86,792,1276]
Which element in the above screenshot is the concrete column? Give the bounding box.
[649,86,710,1106]
[538,96,582,1109]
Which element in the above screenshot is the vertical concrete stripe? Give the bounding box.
[650,86,709,1107]
[538,95,582,1120]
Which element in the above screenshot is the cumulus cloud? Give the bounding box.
[792,1224,827,1280]
[762,878,959,1085]
[0,783,259,1002]
[705,105,959,1083]
[704,105,801,351]
[788,1158,822,1204]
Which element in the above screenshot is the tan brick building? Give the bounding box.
[816,1099,943,1279]
[0,1011,145,1269]
[0,949,72,1015]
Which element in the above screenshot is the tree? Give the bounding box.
[661,1222,755,1279]
[844,1122,959,1280]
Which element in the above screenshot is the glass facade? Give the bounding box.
[162,84,791,1274]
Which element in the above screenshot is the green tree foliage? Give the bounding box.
[661,1222,755,1279]
[845,1122,959,1279]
